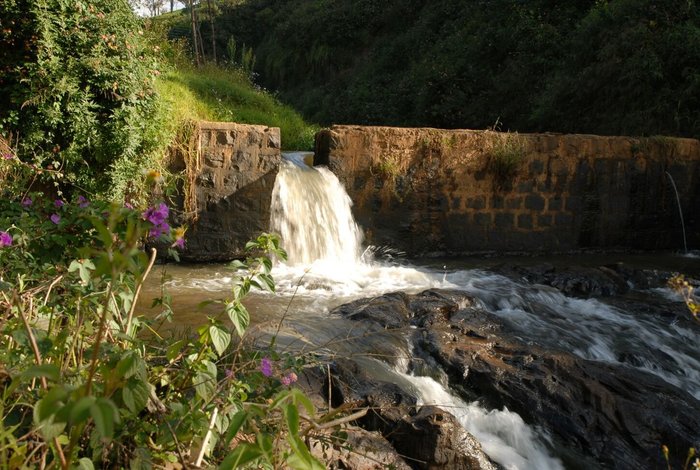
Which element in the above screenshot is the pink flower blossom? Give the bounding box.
[2,153,13,160]
[0,231,12,247]
[173,238,185,249]
[281,372,298,386]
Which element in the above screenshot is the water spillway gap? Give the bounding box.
[270,152,364,266]
[269,152,440,298]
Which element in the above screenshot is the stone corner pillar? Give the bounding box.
[172,121,281,262]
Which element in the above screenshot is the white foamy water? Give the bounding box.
[268,153,445,300]
[444,270,700,399]
[270,153,364,266]
[395,369,564,470]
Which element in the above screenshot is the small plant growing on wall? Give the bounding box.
[484,130,526,190]
[370,153,408,201]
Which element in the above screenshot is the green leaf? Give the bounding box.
[229,259,247,270]
[166,339,185,361]
[194,360,217,402]
[257,273,275,292]
[290,389,316,418]
[90,398,120,440]
[226,302,249,338]
[283,403,300,437]
[122,378,150,414]
[115,351,138,379]
[34,387,69,423]
[223,410,247,447]
[74,457,95,470]
[21,364,60,382]
[129,447,152,470]
[69,396,96,425]
[219,443,262,470]
[209,324,231,357]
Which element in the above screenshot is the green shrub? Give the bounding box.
[0,0,165,196]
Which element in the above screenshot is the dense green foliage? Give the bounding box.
[177,0,700,138]
[0,0,167,197]
[0,0,317,205]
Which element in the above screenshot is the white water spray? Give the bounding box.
[270,153,364,266]
[269,153,439,298]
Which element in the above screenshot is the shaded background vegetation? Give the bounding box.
[165,0,700,138]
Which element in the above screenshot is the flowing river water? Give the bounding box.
[142,153,699,469]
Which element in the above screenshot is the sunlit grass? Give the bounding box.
[156,64,318,150]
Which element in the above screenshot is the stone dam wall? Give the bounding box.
[315,125,700,256]
[170,121,280,261]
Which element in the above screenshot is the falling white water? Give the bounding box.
[270,153,364,266]
[269,153,440,298]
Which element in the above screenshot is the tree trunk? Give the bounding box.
[206,0,216,63]
[170,0,174,12]
[188,1,201,66]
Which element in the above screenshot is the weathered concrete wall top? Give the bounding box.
[171,121,281,261]
[315,125,700,255]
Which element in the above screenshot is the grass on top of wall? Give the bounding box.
[156,64,318,150]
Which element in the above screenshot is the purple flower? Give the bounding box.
[173,237,185,249]
[124,202,133,209]
[142,203,168,226]
[260,357,273,377]
[21,197,32,207]
[77,195,89,208]
[281,372,298,386]
[0,231,12,247]
[50,214,61,224]
[54,199,64,208]
[149,222,170,238]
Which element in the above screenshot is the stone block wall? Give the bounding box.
[171,121,281,261]
[315,125,700,255]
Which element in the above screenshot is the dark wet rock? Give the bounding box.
[332,292,413,329]
[331,289,474,329]
[494,261,692,297]
[391,406,497,470]
[419,291,700,469]
[337,289,700,470]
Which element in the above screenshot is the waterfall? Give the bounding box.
[270,153,364,266]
